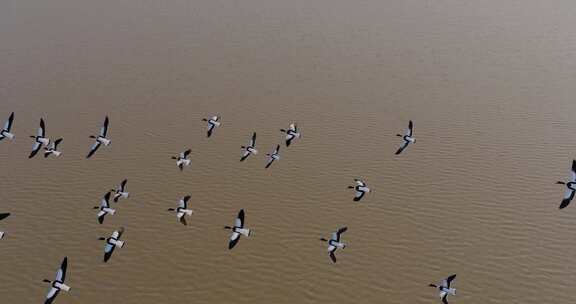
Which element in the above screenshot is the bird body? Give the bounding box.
[240,133,258,161]
[43,257,71,304]
[224,209,251,249]
[280,123,301,147]
[86,116,110,158]
[320,227,347,263]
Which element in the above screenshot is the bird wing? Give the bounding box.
[207,123,215,137]
[180,195,191,208]
[571,160,576,181]
[0,213,10,221]
[104,241,115,254]
[395,141,410,155]
[228,232,241,249]
[29,142,42,158]
[53,138,63,149]
[285,133,294,146]
[560,188,575,209]
[250,132,256,146]
[119,179,127,192]
[45,287,60,304]
[39,119,46,137]
[329,251,337,263]
[406,120,413,136]
[240,149,251,161]
[274,144,280,154]
[445,274,456,288]
[101,192,111,208]
[235,209,245,228]
[265,158,275,169]
[182,149,191,158]
[100,116,109,137]
[3,112,14,131]
[289,123,296,131]
[336,227,348,241]
[440,292,448,304]
[86,141,101,158]
[104,246,114,262]
[354,190,366,201]
[55,257,67,282]
[97,212,106,224]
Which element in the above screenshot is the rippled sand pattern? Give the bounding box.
[2,0,576,303]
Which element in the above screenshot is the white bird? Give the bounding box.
[429,274,457,304]
[111,179,129,202]
[395,120,415,155]
[167,195,194,225]
[0,213,10,240]
[86,116,110,158]
[557,160,576,209]
[224,209,251,249]
[171,149,191,171]
[0,112,15,141]
[202,115,221,138]
[265,144,281,169]
[240,132,258,161]
[99,227,125,263]
[280,123,301,147]
[347,179,371,202]
[93,192,116,224]
[44,138,63,158]
[29,118,50,158]
[43,257,71,304]
[320,227,347,263]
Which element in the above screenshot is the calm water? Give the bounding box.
[2,0,576,303]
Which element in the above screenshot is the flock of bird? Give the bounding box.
[2,109,575,304]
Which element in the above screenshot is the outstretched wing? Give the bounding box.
[86,141,101,158]
[180,195,191,209]
[445,274,456,288]
[3,112,14,131]
[329,251,337,263]
[250,132,256,146]
[39,119,46,137]
[182,149,191,158]
[100,116,109,137]
[336,227,348,241]
[570,160,576,182]
[53,138,63,149]
[101,192,111,208]
[207,123,215,137]
[240,149,251,161]
[29,142,42,158]
[560,188,575,209]
[44,287,60,304]
[406,120,413,137]
[55,257,67,282]
[395,141,410,155]
[353,189,365,201]
[235,209,245,228]
[228,232,241,249]
[120,179,127,192]
[265,157,275,169]
[0,213,10,221]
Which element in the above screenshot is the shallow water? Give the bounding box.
[2,0,576,303]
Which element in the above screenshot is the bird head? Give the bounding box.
[98,237,106,241]
[557,181,566,184]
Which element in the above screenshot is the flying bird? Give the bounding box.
[0,112,15,141]
[395,120,415,155]
[224,209,251,249]
[43,257,71,304]
[429,274,457,304]
[29,118,50,158]
[111,179,129,202]
[99,227,125,263]
[320,227,347,263]
[347,179,371,202]
[0,213,10,239]
[93,192,116,224]
[171,149,191,171]
[44,138,63,158]
[167,195,194,225]
[265,144,281,168]
[240,132,258,161]
[557,160,576,209]
[280,123,301,147]
[202,115,221,138]
[86,116,110,158]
